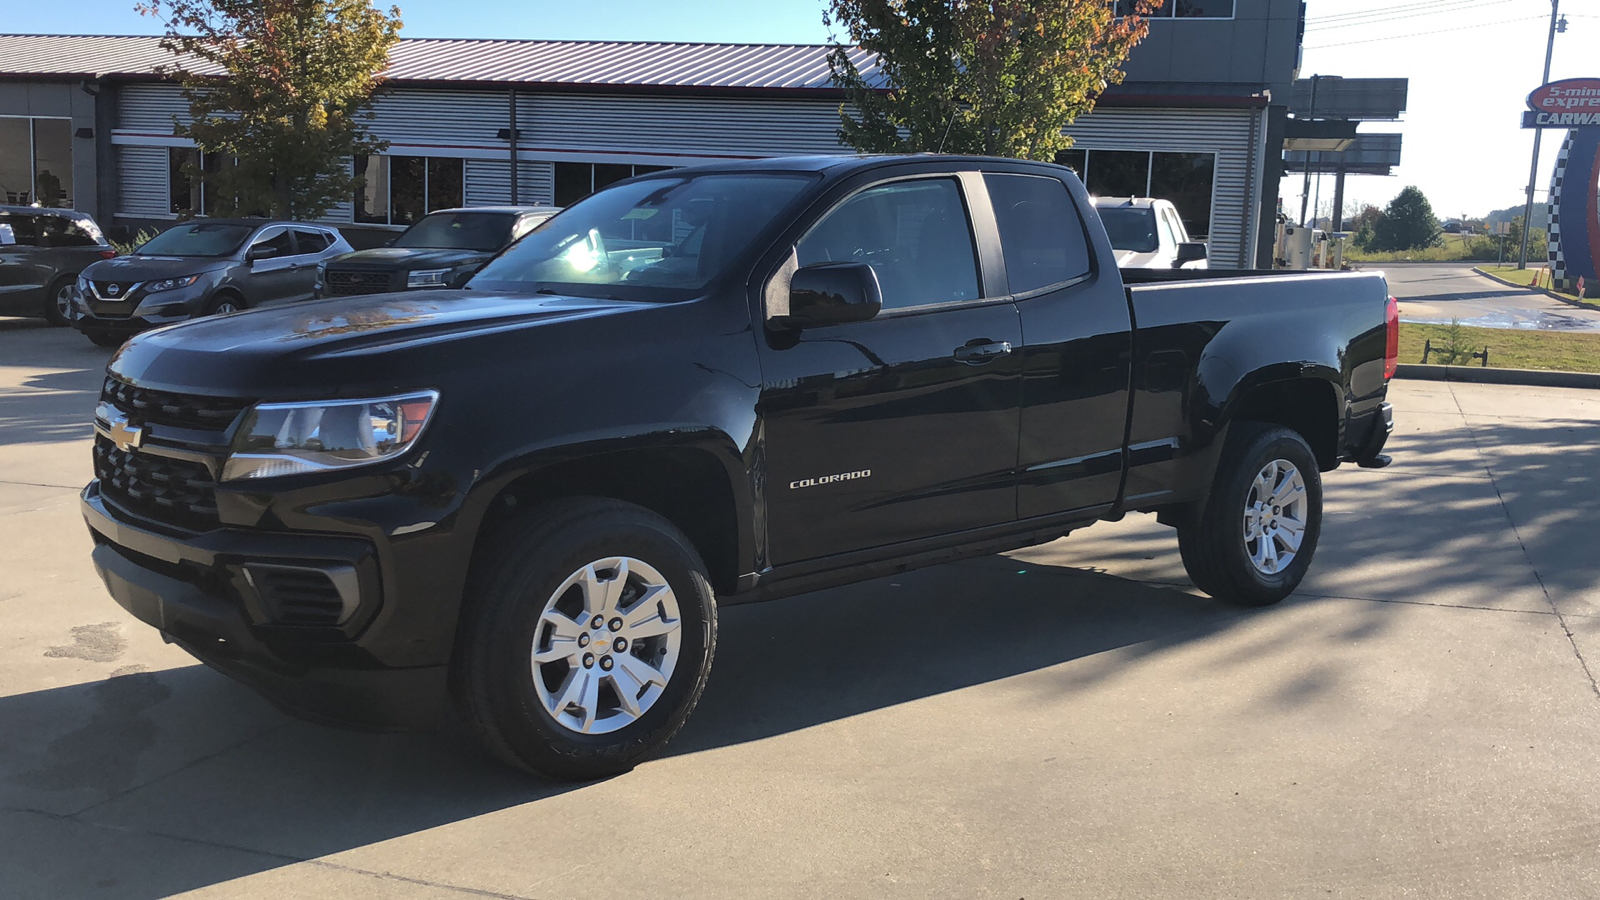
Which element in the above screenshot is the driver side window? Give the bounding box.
[796,179,981,311]
[249,227,293,260]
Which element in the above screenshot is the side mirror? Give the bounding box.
[1174,242,1208,268]
[780,262,882,328]
[247,245,276,263]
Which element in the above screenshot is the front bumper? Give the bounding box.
[82,483,449,730]
[74,283,208,333]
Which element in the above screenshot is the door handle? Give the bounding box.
[953,339,1013,364]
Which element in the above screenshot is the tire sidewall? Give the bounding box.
[1217,428,1323,598]
[474,506,715,775]
[44,277,75,326]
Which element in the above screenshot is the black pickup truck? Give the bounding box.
[83,155,1396,780]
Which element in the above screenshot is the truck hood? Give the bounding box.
[107,289,652,399]
[84,255,233,281]
[328,247,492,270]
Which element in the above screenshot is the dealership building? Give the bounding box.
[0,0,1307,267]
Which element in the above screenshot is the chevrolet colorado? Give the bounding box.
[82,155,1396,780]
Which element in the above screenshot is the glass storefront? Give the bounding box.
[1057,147,1216,239]
[0,117,75,208]
[355,155,465,225]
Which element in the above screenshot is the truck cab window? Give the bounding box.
[796,178,980,311]
[984,173,1092,293]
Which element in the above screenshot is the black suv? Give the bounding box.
[0,206,116,325]
[317,206,559,297]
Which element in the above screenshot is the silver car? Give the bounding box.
[74,219,353,347]
[0,206,117,325]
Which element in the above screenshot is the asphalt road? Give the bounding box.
[4,320,1600,898]
[1380,261,1600,331]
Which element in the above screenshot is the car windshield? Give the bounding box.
[393,212,517,252]
[135,222,255,257]
[469,173,816,299]
[1097,207,1160,254]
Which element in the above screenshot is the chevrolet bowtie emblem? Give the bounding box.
[106,415,144,451]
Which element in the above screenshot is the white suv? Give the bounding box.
[1093,197,1209,269]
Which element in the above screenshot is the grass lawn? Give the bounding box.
[1346,234,1512,264]
[1400,321,1600,373]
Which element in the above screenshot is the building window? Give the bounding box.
[1116,0,1233,17]
[1055,148,1215,239]
[554,162,675,207]
[356,155,465,225]
[0,117,75,208]
[169,148,233,217]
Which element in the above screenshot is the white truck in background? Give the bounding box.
[1093,197,1209,269]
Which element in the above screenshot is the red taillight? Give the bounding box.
[99,249,117,259]
[1384,295,1399,381]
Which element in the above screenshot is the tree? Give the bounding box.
[138,0,402,220]
[1369,186,1441,252]
[1348,203,1383,251]
[824,0,1162,161]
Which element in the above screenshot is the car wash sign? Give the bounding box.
[1523,79,1600,128]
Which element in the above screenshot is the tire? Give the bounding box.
[43,276,76,327]
[86,331,124,348]
[206,293,245,316]
[1176,422,1323,607]
[455,497,717,780]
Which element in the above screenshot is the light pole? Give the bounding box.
[1519,0,1564,269]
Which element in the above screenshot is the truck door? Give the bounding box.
[982,172,1134,519]
[757,173,1023,565]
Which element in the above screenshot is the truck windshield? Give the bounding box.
[469,173,815,299]
[134,222,255,258]
[393,212,516,252]
[1097,207,1160,254]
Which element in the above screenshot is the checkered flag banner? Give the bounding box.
[1549,130,1575,291]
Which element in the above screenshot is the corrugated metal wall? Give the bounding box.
[465,159,555,206]
[1064,107,1261,268]
[109,84,1265,266]
[116,145,167,216]
[519,93,849,158]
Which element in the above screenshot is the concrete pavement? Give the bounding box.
[1381,261,1600,331]
[3,321,1600,898]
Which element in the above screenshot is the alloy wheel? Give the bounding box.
[1242,458,1307,576]
[531,556,683,735]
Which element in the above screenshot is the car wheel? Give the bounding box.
[43,276,76,327]
[1176,422,1323,607]
[207,294,245,316]
[86,332,124,348]
[455,497,716,780]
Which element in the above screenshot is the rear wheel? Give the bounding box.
[1177,422,1322,606]
[455,498,716,780]
[43,276,75,326]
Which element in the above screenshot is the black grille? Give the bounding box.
[91,280,137,300]
[325,269,395,296]
[102,377,250,431]
[249,567,350,627]
[94,435,219,529]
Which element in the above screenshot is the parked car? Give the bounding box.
[1093,196,1209,269]
[317,206,560,297]
[83,155,1396,780]
[0,205,116,325]
[73,219,352,347]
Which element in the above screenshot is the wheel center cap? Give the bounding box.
[593,634,612,652]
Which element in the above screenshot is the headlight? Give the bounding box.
[221,391,439,481]
[146,274,201,293]
[406,268,451,288]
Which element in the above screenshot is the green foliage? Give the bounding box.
[1426,318,1480,366]
[138,0,402,220]
[823,0,1161,160]
[109,228,160,256]
[1368,185,1441,252]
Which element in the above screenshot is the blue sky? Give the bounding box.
[8,0,1592,218]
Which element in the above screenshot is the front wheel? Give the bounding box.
[1177,422,1323,606]
[43,276,76,326]
[455,498,716,780]
[206,294,245,316]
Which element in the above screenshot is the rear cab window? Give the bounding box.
[984,173,1092,294]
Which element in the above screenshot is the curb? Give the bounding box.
[1395,363,1600,389]
[1471,266,1589,310]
